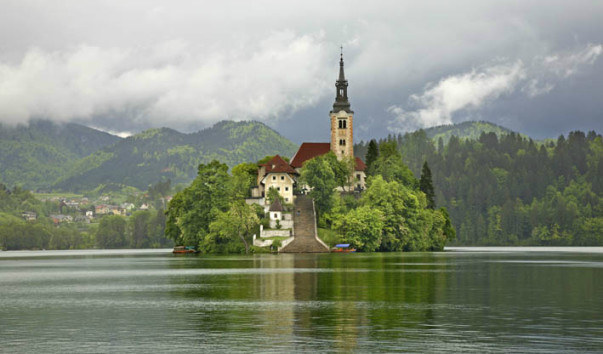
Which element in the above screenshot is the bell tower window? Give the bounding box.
[338,119,347,129]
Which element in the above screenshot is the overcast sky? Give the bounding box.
[0,0,601,142]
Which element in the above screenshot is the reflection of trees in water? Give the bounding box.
[168,253,451,351]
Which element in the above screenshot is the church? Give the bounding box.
[252,53,366,203]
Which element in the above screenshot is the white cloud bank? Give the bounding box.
[388,44,603,132]
[0,31,330,129]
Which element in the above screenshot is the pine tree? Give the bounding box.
[365,139,379,175]
[419,161,435,209]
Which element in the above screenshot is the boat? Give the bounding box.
[331,244,356,253]
[172,246,199,254]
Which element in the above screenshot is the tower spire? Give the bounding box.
[338,46,346,81]
[332,48,352,113]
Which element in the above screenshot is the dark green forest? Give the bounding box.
[356,128,603,246]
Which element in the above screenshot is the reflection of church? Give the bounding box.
[252,53,366,202]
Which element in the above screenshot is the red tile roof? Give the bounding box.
[290,143,331,168]
[355,157,366,171]
[261,155,297,174]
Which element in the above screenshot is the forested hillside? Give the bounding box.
[359,127,603,246]
[53,121,298,191]
[424,121,515,143]
[0,120,121,189]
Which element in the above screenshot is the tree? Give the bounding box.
[231,162,258,198]
[365,139,379,175]
[333,206,384,252]
[372,141,417,188]
[148,179,171,209]
[266,187,284,205]
[324,152,355,191]
[128,210,152,248]
[420,161,435,209]
[96,215,127,248]
[207,200,259,254]
[165,161,232,247]
[300,155,337,218]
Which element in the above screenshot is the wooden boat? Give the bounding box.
[331,244,356,253]
[172,246,199,254]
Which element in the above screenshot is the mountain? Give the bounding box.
[0,120,121,189]
[53,120,298,191]
[423,121,516,143]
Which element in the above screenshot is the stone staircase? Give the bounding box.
[279,195,330,253]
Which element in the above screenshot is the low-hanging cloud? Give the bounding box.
[388,44,603,132]
[0,31,331,130]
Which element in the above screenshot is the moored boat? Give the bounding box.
[331,244,356,253]
[172,246,199,254]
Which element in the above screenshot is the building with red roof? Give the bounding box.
[252,155,298,203]
[251,53,366,204]
[289,143,332,169]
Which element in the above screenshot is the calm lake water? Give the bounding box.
[1,248,602,353]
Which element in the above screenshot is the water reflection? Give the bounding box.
[0,250,602,353]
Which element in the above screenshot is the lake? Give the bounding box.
[1,248,602,353]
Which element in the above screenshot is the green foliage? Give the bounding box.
[96,215,127,248]
[0,182,169,250]
[317,227,340,247]
[300,154,338,218]
[52,121,298,192]
[325,153,355,191]
[420,161,435,209]
[332,206,384,251]
[165,160,263,253]
[231,162,258,198]
[266,187,284,205]
[165,161,232,248]
[360,124,603,246]
[257,155,290,164]
[206,200,260,254]
[0,120,120,189]
[365,139,379,175]
[424,120,516,144]
[371,141,417,188]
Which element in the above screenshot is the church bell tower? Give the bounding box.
[330,50,354,161]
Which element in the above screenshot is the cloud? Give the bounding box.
[388,60,526,131]
[0,31,331,130]
[543,44,603,78]
[521,79,555,98]
[388,44,602,132]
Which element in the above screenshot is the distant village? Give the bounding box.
[21,193,172,225]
